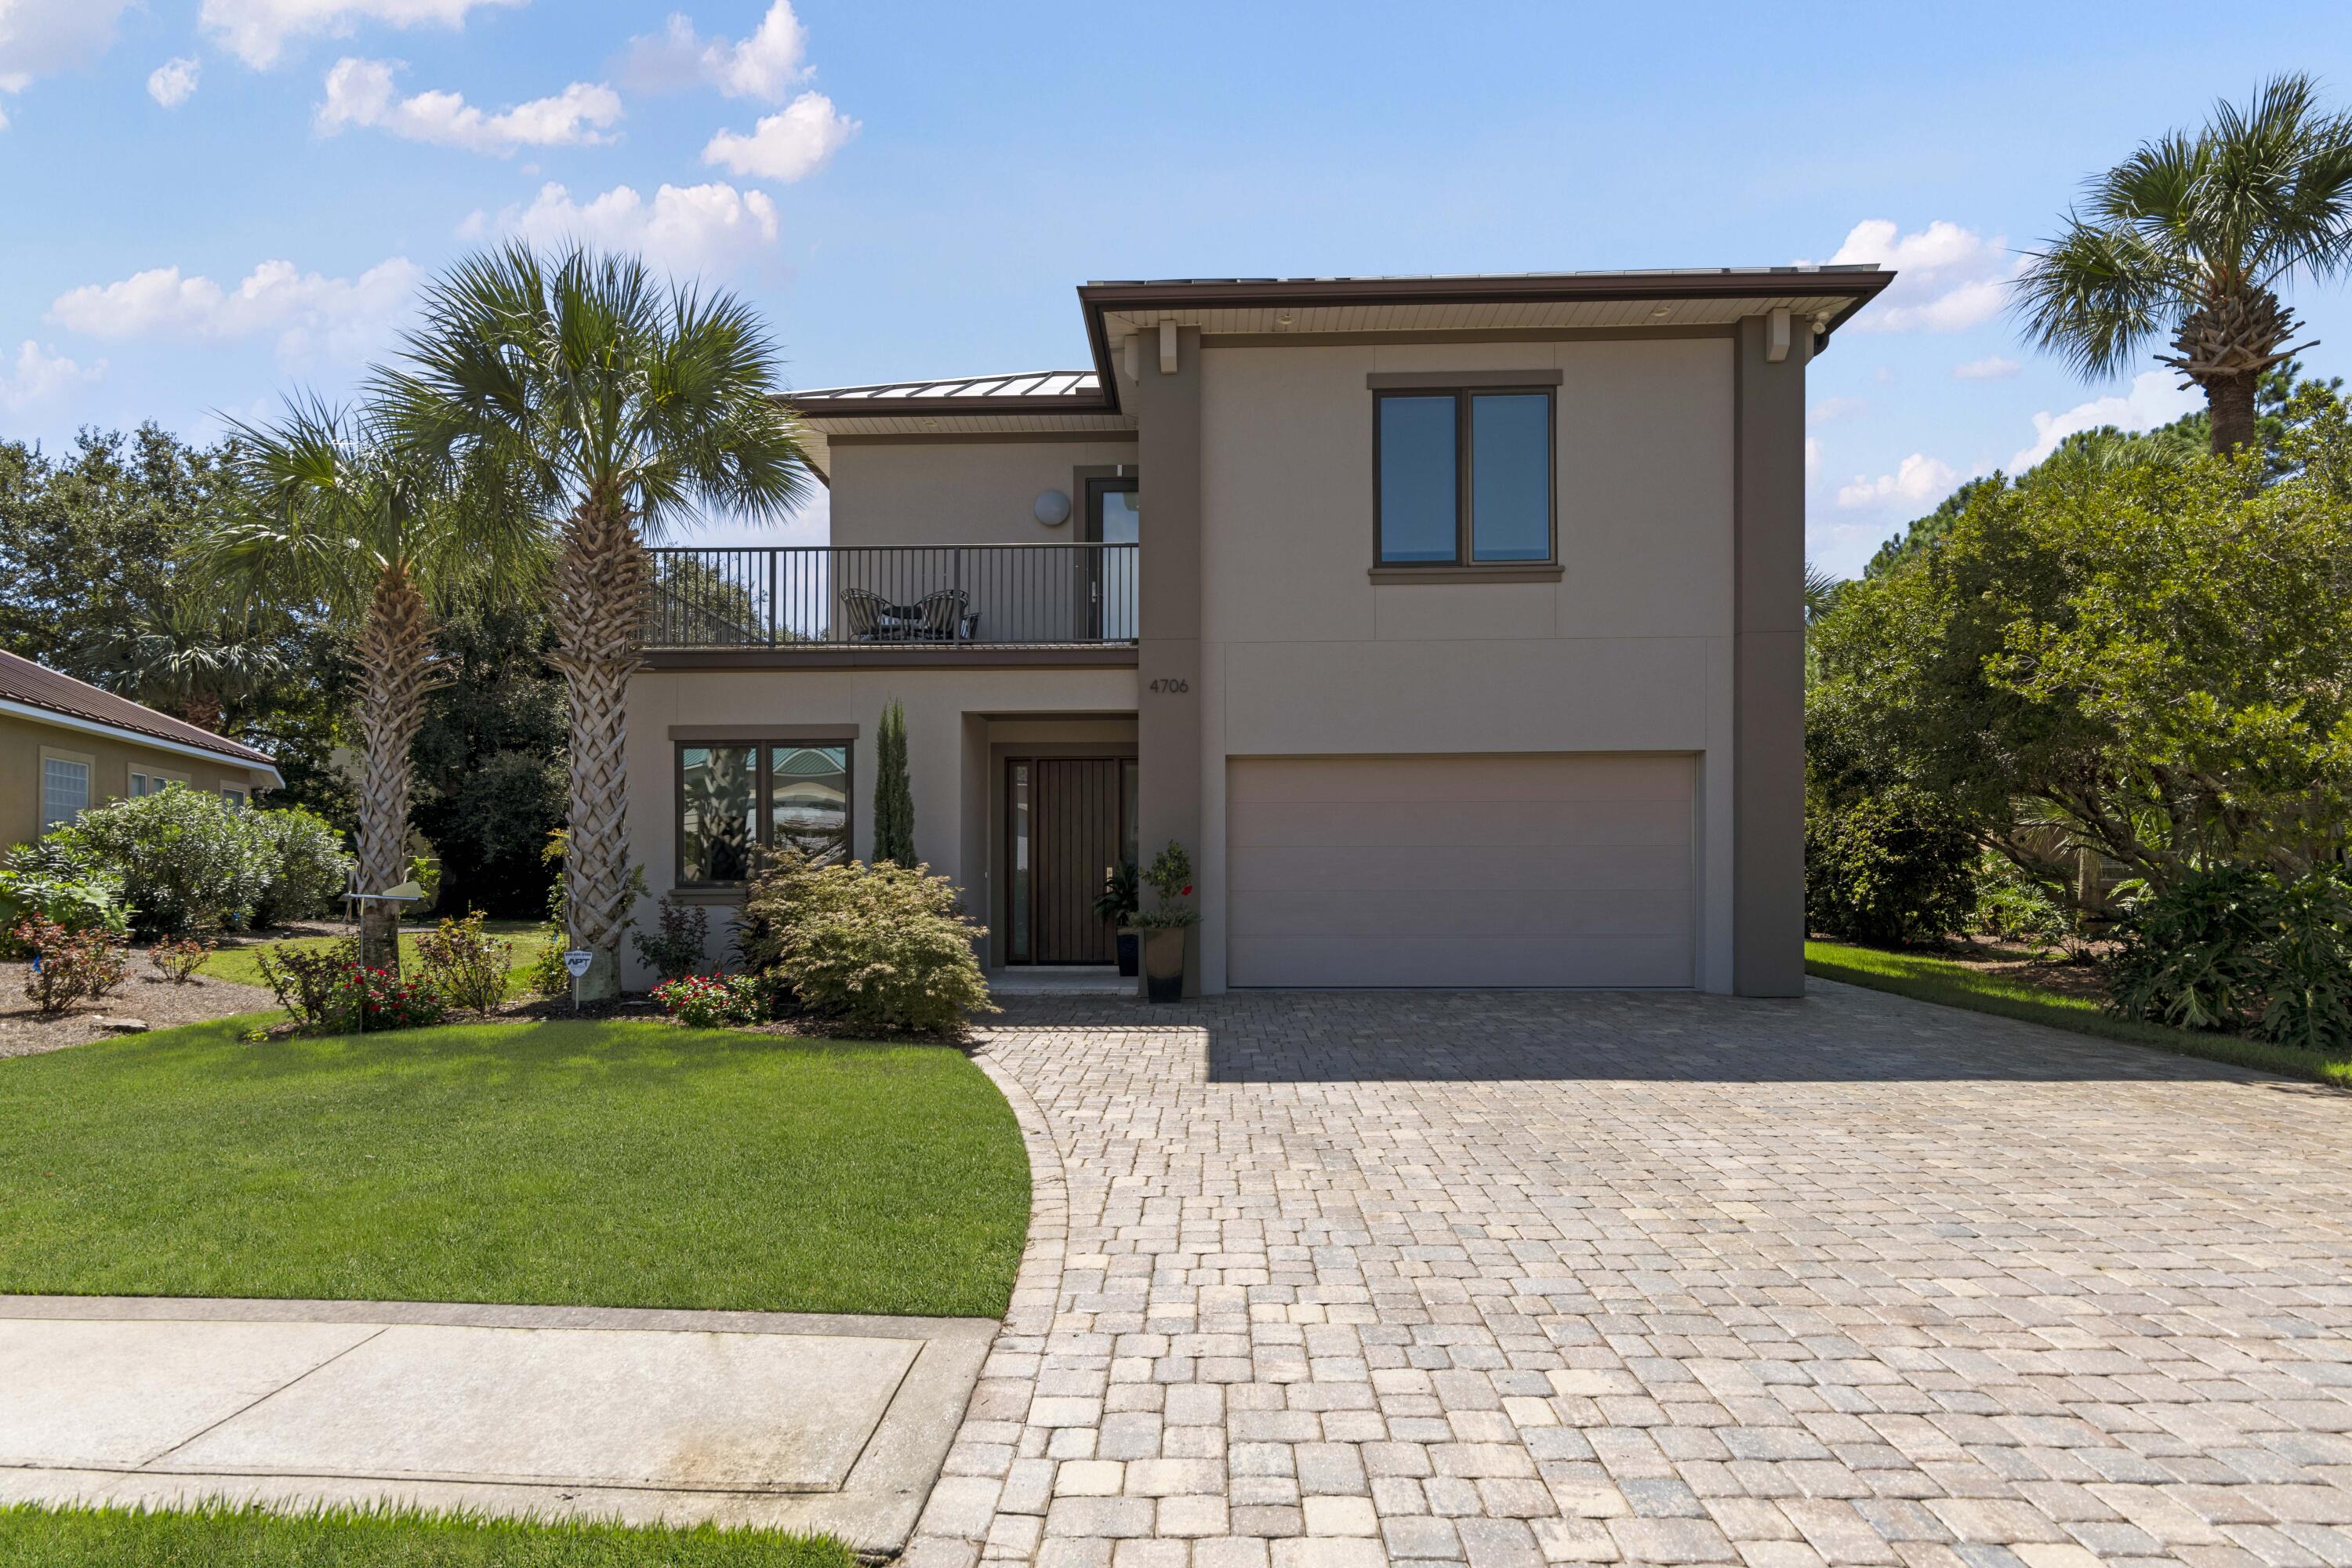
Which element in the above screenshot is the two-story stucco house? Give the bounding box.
[623,267,1891,996]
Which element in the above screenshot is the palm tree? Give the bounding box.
[374,244,811,998]
[2014,73,2352,456]
[198,397,541,971]
[78,593,289,733]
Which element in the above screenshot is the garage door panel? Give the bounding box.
[1230,844,1691,895]
[1227,935,1693,989]
[1227,753,1693,806]
[1229,795,1693,850]
[1229,887,1693,939]
[1225,754,1694,989]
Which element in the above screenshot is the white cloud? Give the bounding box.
[198,0,526,69]
[1837,452,1961,511]
[47,256,423,363]
[147,56,201,107]
[0,339,102,410]
[2009,370,2201,470]
[1954,354,2021,381]
[0,0,133,119]
[316,56,620,154]
[461,180,779,277]
[622,2,808,100]
[1813,219,2018,334]
[702,90,854,182]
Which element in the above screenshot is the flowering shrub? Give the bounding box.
[150,937,215,985]
[652,972,763,1029]
[13,916,130,1015]
[413,912,513,1014]
[252,939,448,1034]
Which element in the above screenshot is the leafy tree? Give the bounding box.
[198,399,543,969]
[406,594,567,917]
[376,244,812,998]
[872,699,916,866]
[2015,73,2352,455]
[73,593,289,732]
[1810,404,2352,897]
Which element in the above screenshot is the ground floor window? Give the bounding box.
[42,756,90,829]
[220,787,246,811]
[677,742,851,885]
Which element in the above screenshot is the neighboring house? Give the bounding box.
[0,649,281,849]
[626,267,1891,996]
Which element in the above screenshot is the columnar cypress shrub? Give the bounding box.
[872,699,916,867]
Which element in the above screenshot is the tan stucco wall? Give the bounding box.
[622,665,1137,989]
[0,711,276,851]
[827,438,1142,549]
[1184,336,1742,993]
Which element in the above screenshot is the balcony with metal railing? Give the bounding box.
[645,543,1140,656]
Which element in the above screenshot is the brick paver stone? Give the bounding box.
[900,982,2352,1568]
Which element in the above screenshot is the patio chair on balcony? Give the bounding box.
[914,589,973,641]
[840,587,892,641]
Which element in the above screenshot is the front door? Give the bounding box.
[1007,757,1137,964]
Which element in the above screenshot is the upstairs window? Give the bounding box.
[1375,387,1555,567]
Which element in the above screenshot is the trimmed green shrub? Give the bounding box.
[249,807,356,926]
[12,792,352,937]
[1803,787,1977,947]
[739,853,993,1036]
[0,870,129,960]
[872,699,916,867]
[652,972,762,1029]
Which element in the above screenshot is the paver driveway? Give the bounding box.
[906,980,2352,1568]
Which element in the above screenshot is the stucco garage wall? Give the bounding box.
[1194,336,1739,991]
[622,665,1136,989]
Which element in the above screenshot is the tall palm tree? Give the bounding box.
[2014,74,2352,456]
[198,397,541,970]
[374,244,811,998]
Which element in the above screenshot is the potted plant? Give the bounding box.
[1135,840,1197,1003]
[1095,861,1141,977]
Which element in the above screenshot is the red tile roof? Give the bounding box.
[0,648,277,770]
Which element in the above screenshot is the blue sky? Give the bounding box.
[2,0,2347,575]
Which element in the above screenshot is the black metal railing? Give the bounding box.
[646,543,1140,649]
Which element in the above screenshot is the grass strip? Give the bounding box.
[1806,940,2352,1087]
[0,1500,854,1567]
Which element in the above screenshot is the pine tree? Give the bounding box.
[873,699,916,866]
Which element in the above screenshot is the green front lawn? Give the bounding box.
[201,920,554,993]
[1806,939,2352,1087]
[0,1502,851,1568]
[0,1018,1029,1316]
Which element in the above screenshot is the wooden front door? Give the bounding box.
[1009,757,1128,964]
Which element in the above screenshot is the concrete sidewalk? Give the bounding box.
[0,1294,994,1548]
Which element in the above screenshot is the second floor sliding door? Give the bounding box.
[1087,476,1140,641]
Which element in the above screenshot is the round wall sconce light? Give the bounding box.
[1033,488,1072,527]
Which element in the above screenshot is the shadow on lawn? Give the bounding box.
[983,985,2288,1086]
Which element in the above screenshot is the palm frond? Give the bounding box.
[2012,218,2177,379]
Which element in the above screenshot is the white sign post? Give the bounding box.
[563,949,593,1014]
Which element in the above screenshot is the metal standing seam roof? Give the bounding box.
[0,648,278,770]
[789,371,1104,403]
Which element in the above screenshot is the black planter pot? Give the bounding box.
[1115,929,1140,978]
[1142,926,1188,1003]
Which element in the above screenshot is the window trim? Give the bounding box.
[1372,384,1559,572]
[673,737,855,890]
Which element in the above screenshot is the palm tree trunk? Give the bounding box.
[546,484,650,1001]
[2207,371,2260,457]
[352,564,443,974]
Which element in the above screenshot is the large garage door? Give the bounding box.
[1226,754,1695,988]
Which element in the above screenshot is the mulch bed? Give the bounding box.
[1915,934,2114,1002]
[0,962,277,1061]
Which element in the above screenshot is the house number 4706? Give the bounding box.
[1149,677,1190,695]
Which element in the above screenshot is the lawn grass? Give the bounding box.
[201,921,553,993]
[0,1018,1029,1316]
[1806,939,2352,1087]
[0,1501,853,1567]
